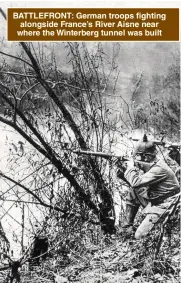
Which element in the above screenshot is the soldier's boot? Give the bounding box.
[118,204,139,236]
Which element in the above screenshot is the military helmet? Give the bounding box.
[134,134,156,156]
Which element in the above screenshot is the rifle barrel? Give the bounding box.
[73,150,129,161]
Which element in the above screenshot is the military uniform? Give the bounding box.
[124,158,180,239]
[117,134,180,239]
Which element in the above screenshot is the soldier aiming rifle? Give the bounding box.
[73,134,180,239]
[116,134,180,238]
[132,137,180,183]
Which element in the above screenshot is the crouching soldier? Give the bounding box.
[117,134,180,239]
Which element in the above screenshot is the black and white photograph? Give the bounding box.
[0,2,180,283]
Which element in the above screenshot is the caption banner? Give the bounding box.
[7,8,179,41]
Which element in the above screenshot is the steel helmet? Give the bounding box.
[134,134,156,156]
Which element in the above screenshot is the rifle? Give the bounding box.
[73,149,153,194]
[73,150,132,186]
[73,150,129,162]
[73,150,156,173]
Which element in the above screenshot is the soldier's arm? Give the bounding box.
[124,164,167,188]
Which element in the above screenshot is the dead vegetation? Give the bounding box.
[0,201,179,283]
[0,11,180,282]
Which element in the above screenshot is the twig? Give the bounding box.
[0,171,66,213]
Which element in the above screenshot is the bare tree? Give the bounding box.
[0,10,129,242]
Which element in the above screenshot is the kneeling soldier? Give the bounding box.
[117,134,180,239]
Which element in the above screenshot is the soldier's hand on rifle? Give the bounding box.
[124,158,134,169]
[120,158,135,172]
[134,160,152,172]
[117,159,134,179]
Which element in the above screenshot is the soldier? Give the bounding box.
[117,134,180,239]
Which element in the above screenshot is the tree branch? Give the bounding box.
[0,51,34,69]
[0,115,48,157]
[0,115,99,213]
[0,70,36,78]
[0,171,66,213]
[20,43,108,196]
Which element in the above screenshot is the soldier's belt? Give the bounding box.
[150,188,180,205]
